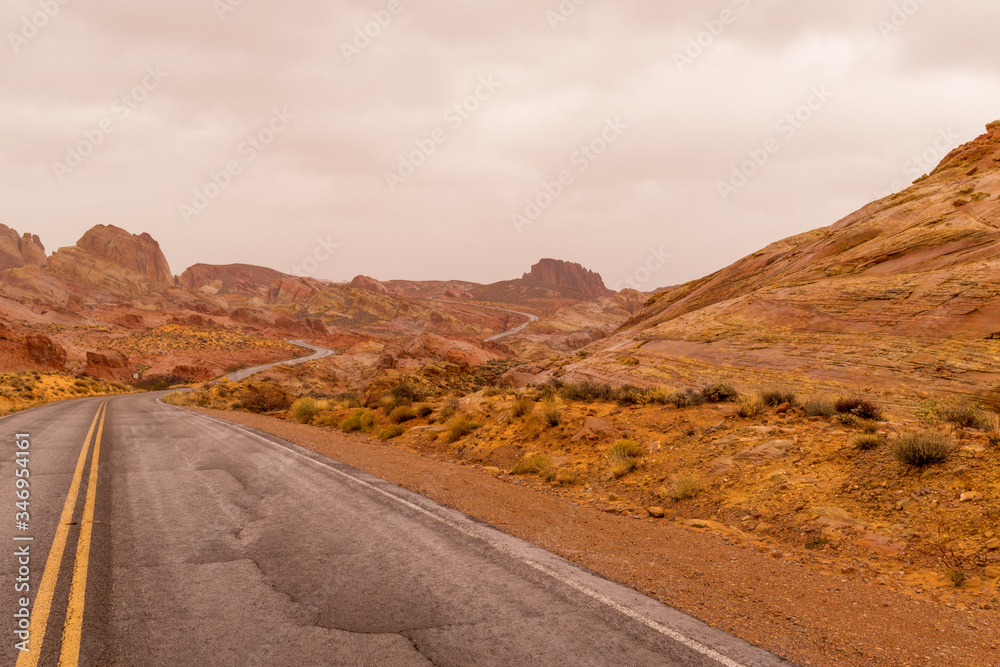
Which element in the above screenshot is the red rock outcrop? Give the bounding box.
[522,259,613,298]
[267,276,322,305]
[350,275,390,294]
[180,263,284,298]
[47,225,173,299]
[171,365,214,382]
[0,225,46,272]
[402,333,499,369]
[0,325,67,372]
[83,350,132,382]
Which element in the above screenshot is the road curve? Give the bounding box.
[0,394,793,666]
[224,339,336,382]
[432,298,540,342]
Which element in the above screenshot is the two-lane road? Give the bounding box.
[224,340,336,382]
[1,395,792,666]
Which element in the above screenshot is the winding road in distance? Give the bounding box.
[224,339,337,381]
[0,392,793,666]
[431,298,540,342]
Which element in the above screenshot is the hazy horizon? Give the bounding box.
[3,1,1000,290]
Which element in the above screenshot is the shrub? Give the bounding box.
[511,453,552,475]
[735,394,766,419]
[438,398,461,421]
[235,382,292,413]
[560,381,614,402]
[702,383,740,403]
[512,395,535,418]
[835,397,884,421]
[416,404,434,418]
[805,537,830,551]
[803,400,836,417]
[340,409,377,433]
[613,385,647,406]
[667,476,702,501]
[948,569,967,588]
[379,424,406,440]
[891,431,951,467]
[666,389,704,409]
[542,401,562,427]
[443,414,479,443]
[291,398,321,424]
[851,433,883,451]
[607,439,643,478]
[389,406,419,424]
[385,382,424,405]
[555,469,578,486]
[940,401,991,430]
[762,390,796,407]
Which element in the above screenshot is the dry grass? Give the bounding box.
[607,439,644,478]
[735,394,766,419]
[291,398,321,424]
[512,395,535,418]
[891,431,951,467]
[443,414,479,443]
[511,453,553,476]
[378,424,406,440]
[666,476,703,501]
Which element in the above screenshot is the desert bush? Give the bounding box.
[378,424,406,440]
[416,404,434,418]
[291,398,321,424]
[313,411,342,428]
[702,383,740,403]
[613,385,647,406]
[835,397,884,421]
[512,395,535,418]
[851,433,883,451]
[438,398,461,421]
[762,390,796,407]
[735,394,766,419]
[385,382,424,406]
[940,401,991,430]
[667,476,702,501]
[511,453,552,475]
[443,414,479,443]
[542,401,562,427]
[607,439,643,478]
[891,431,951,467]
[666,389,705,409]
[235,382,292,413]
[340,409,377,433]
[837,413,860,428]
[389,405,419,424]
[560,381,614,402]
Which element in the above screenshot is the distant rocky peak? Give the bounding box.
[522,259,612,298]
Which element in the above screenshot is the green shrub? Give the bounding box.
[388,406,418,424]
[291,398,321,424]
[340,409,377,433]
[385,382,424,405]
[379,424,406,440]
[804,400,836,417]
[560,381,614,402]
[891,431,951,467]
[443,414,479,443]
[512,395,535,418]
[511,453,552,475]
[613,385,647,406]
[702,383,740,403]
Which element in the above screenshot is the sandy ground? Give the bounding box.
[195,407,1000,667]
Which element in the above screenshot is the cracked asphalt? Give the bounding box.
[1,394,790,666]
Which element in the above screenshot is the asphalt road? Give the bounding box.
[224,340,336,382]
[0,395,794,666]
[431,299,540,343]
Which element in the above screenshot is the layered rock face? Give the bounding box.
[47,225,174,299]
[522,259,613,298]
[588,121,1000,398]
[0,225,46,272]
[83,350,132,382]
[349,275,389,294]
[180,263,284,296]
[0,325,66,372]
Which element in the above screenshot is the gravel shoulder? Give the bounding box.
[194,407,999,667]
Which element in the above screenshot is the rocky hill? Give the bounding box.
[565,121,1000,402]
[0,225,46,272]
[522,259,613,298]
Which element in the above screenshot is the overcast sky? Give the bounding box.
[2,0,999,289]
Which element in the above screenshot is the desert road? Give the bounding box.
[224,339,337,381]
[0,395,793,666]
[431,298,540,342]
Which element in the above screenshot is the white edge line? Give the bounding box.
[159,399,750,667]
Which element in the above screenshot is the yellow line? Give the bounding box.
[58,402,108,666]
[16,401,106,667]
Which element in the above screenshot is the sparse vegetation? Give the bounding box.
[438,398,461,421]
[947,569,967,588]
[667,476,702,501]
[379,424,406,440]
[512,395,535,418]
[607,439,644,478]
[735,394,766,419]
[667,389,704,409]
[940,401,992,430]
[834,396,884,421]
[891,431,951,467]
[805,537,830,551]
[340,409,377,433]
[511,453,552,475]
[701,383,740,403]
[803,400,836,417]
[762,390,796,407]
[291,398,321,424]
[443,414,479,443]
[851,432,883,451]
[388,405,419,424]
[235,382,292,414]
[542,401,562,427]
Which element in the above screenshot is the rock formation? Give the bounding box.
[83,350,132,382]
[349,275,390,294]
[0,225,46,272]
[0,325,66,372]
[522,259,613,299]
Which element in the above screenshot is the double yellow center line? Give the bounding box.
[17,401,108,667]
